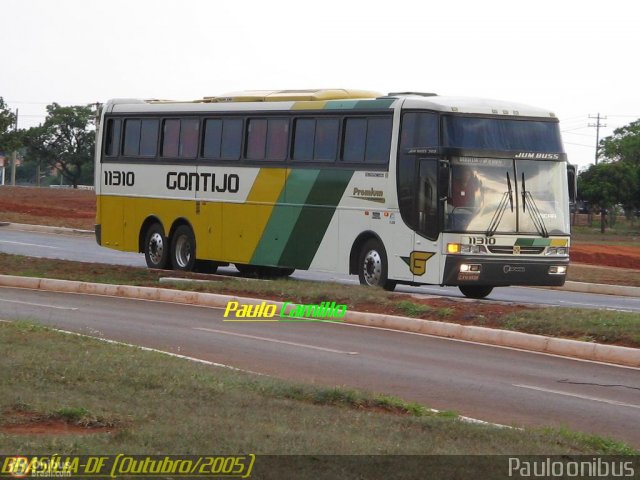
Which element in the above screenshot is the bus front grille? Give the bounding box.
[487,246,545,255]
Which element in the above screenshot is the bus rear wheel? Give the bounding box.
[358,239,396,291]
[171,225,196,271]
[459,285,494,299]
[144,223,170,270]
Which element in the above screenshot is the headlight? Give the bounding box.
[546,247,569,256]
[549,265,567,274]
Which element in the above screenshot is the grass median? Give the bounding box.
[0,321,635,455]
[0,252,639,348]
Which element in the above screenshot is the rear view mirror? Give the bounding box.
[567,164,577,204]
[438,160,450,200]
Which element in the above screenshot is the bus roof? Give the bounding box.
[105,90,557,118]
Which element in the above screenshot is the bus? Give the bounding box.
[95,89,575,299]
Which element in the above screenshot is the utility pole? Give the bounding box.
[10,108,18,185]
[588,113,607,164]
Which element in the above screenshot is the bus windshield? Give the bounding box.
[446,158,570,235]
[443,116,563,153]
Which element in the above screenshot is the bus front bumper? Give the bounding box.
[442,256,570,287]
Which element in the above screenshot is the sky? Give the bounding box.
[2,0,639,170]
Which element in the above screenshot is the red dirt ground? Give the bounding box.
[570,244,640,270]
[0,409,114,436]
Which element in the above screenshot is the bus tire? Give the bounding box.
[358,239,396,291]
[144,223,170,270]
[171,225,196,271]
[459,285,493,299]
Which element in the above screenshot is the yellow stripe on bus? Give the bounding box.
[550,239,569,247]
[222,168,291,263]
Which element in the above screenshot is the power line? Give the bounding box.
[562,131,594,138]
[588,113,607,164]
[564,141,595,148]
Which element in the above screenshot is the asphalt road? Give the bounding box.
[1,285,639,447]
[1,227,639,312]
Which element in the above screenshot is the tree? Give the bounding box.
[597,118,640,216]
[578,161,637,233]
[0,97,16,144]
[599,120,640,166]
[23,103,96,188]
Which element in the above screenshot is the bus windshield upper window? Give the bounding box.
[442,117,563,153]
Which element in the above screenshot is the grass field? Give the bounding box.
[0,322,635,456]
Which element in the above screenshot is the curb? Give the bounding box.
[550,281,640,297]
[0,222,93,236]
[0,274,638,368]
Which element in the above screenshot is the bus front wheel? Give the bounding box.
[358,239,396,291]
[458,285,493,299]
[171,225,196,271]
[144,223,170,270]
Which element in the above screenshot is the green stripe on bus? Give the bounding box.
[355,99,395,109]
[515,238,551,246]
[323,98,395,110]
[278,169,354,269]
[250,169,320,266]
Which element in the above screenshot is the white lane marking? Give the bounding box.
[194,327,359,355]
[555,299,636,312]
[0,240,60,249]
[50,325,264,376]
[0,298,78,311]
[513,384,640,410]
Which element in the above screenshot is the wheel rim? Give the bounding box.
[174,235,192,268]
[362,249,382,286]
[148,232,165,266]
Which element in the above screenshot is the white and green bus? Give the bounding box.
[95,89,575,298]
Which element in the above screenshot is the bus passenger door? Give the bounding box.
[411,158,441,285]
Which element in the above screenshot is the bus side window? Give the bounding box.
[365,117,391,164]
[221,119,242,160]
[293,118,315,161]
[246,119,268,160]
[266,118,289,161]
[315,118,339,161]
[293,118,339,162]
[104,119,121,157]
[343,118,367,162]
[179,118,199,158]
[123,119,141,157]
[162,119,180,157]
[342,117,392,164]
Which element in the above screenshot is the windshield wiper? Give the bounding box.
[486,171,514,236]
[521,173,548,237]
